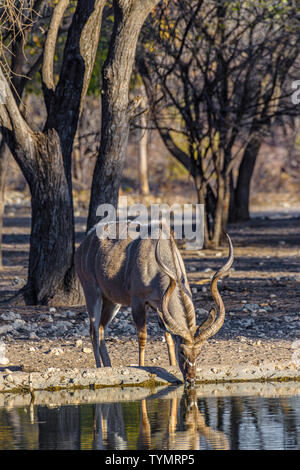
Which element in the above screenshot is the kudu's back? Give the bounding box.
[75,224,187,309]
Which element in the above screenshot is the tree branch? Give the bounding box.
[0,65,32,149]
[44,0,106,182]
[158,126,194,174]
[42,0,70,93]
[138,56,193,173]
[77,0,106,113]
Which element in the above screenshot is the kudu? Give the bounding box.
[75,223,234,385]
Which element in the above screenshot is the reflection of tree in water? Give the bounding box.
[0,391,298,450]
[236,396,300,450]
[198,395,300,450]
[0,407,38,450]
[278,397,300,449]
[37,406,81,450]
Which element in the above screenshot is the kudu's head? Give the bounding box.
[155,233,234,386]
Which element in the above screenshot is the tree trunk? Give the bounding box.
[0,0,105,304]
[0,141,10,269]
[229,135,261,223]
[138,117,150,196]
[221,173,231,233]
[198,183,210,249]
[209,175,225,249]
[87,0,159,230]
[22,130,81,305]
[138,90,150,196]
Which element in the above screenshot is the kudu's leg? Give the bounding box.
[138,399,151,449]
[157,317,176,365]
[165,331,176,366]
[83,283,103,368]
[168,397,178,435]
[99,297,121,367]
[132,298,147,367]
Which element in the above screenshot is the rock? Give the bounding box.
[38,314,53,323]
[75,339,83,348]
[241,318,254,328]
[46,348,64,356]
[196,308,209,315]
[244,303,260,312]
[82,347,92,354]
[29,332,38,340]
[55,321,72,335]
[12,319,26,329]
[237,336,247,343]
[12,277,25,286]
[79,327,89,337]
[65,310,76,319]
[0,357,9,366]
[5,374,13,383]
[284,316,294,322]
[0,325,13,335]
[0,311,21,321]
[46,367,58,373]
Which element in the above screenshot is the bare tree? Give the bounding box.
[0,0,105,304]
[0,0,44,269]
[87,0,159,230]
[139,0,300,246]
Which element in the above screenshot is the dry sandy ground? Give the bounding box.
[1,335,294,374]
[0,199,299,375]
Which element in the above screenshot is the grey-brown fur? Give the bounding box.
[75,223,234,384]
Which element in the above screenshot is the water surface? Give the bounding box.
[0,383,299,450]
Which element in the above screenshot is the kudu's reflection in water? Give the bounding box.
[92,388,229,450]
[93,402,128,450]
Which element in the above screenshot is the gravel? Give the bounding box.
[0,302,299,391]
[0,305,299,344]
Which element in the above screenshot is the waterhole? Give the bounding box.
[0,382,299,450]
